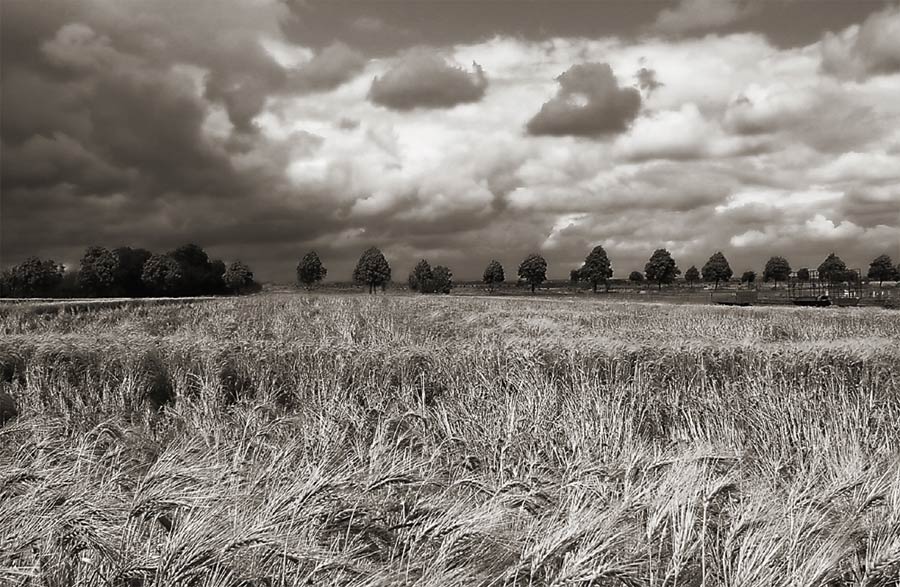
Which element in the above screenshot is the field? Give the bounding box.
[1,294,899,586]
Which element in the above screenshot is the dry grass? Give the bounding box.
[1,294,898,586]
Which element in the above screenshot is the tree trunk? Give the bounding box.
[592,282,597,293]
[531,283,535,293]
[658,281,662,291]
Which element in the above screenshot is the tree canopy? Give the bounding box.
[741,270,756,284]
[580,245,613,293]
[644,249,680,290]
[432,265,453,294]
[818,253,848,283]
[629,271,644,283]
[78,246,119,296]
[141,254,183,296]
[482,260,505,291]
[518,254,547,293]
[763,256,792,288]
[867,254,896,285]
[297,251,327,288]
[684,265,700,288]
[701,251,732,290]
[408,259,434,293]
[224,261,259,294]
[353,247,391,293]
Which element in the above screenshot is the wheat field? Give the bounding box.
[1,294,898,586]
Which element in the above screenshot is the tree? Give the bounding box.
[141,254,183,296]
[797,268,810,283]
[482,260,505,292]
[353,247,391,293]
[297,251,327,289]
[684,266,700,289]
[223,261,258,294]
[569,268,582,284]
[644,249,680,290]
[408,259,434,293]
[580,245,613,293]
[701,251,732,290]
[818,253,848,284]
[741,270,756,284]
[168,243,225,295]
[432,265,453,294]
[629,271,644,283]
[78,246,120,297]
[0,257,64,297]
[867,254,896,286]
[114,247,152,297]
[763,256,792,289]
[518,253,547,293]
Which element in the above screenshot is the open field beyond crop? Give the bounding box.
[1,294,899,586]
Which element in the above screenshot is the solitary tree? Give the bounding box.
[223,261,258,294]
[141,254,183,296]
[629,271,644,284]
[353,247,391,293]
[580,245,613,293]
[867,254,896,286]
[741,270,756,284]
[701,251,732,290]
[644,249,680,290]
[797,268,810,283]
[78,246,119,297]
[482,260,505,292]
[408,259,434,293]
[763,256,792,289]
[432,265,453,294]
[297,251,327,289]
[818,253,848,284]
[518,254,547,293]
[684,265,700,289]
[114,247,152,297]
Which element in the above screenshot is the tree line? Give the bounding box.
[298,246,900,294]
[4,243,898,299]
[1,244,260,298]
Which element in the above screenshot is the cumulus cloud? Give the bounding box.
[368,52,488,110]
[288,42,367,93]
[653,0,751,36]
[615,103,766,161]
[821,6,900,79]
[526,63,641,137]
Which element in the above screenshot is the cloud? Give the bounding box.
[288,42,367,93]
[821,6,900,79]
[368,51,488,110]
[653,0,751,36]
[635,67,663,95]
[526,63,641,137]
[615,103,766,161]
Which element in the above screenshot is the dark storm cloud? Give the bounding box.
[526,63,641,137]
[368,52,488,111]
[0,0,342,277]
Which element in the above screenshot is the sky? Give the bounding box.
[2,0,899,281]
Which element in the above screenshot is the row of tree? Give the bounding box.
[0,244,259,298]
[5,244,897,298]
[297,246,900,295]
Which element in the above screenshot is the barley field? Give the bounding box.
[1,295,899,587]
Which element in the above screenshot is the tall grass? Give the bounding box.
[1,295,898,586]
